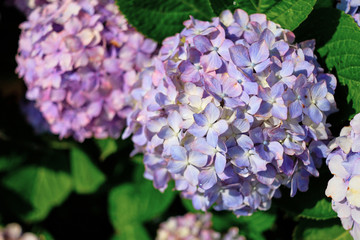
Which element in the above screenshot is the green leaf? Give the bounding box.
[2,165,72,221]
[212,211,276,240]
[108,180,175,229]
[95,139,118,161]
[111,224,151,240]
[265,0,317,30]
[298,198,337,220]
[70,148,106,194]
[293,219,353,240]
[210,0,279,15]
[0,155,23,172]
[317,12,360,120]
[210,0,316,30]
[116,0,215,42]
[314,0,334,8]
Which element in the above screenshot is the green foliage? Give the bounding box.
[111,224,151,240]
[266,0,317,30]
[2,165,72,221]
[210,0,279,15]
[0,155,23,172]
[212,211,276,240]
[108,161,176,230]
[293,219,353,240]
[298,198,337,220]
[95,139,118,161]
[210,0,316,30]
[317,12,360,120]
[70,147,106,194]
[116,0,215,43]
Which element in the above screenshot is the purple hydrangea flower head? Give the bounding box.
[326,113,360,239]
[156,213,245,240]
[125,9,337,215]
[0,223,38,240]
[16,0,157,142]
[337,0,360,26]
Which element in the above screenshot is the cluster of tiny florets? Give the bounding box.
[124,9,337,215]
[326,113,360,239]
[156,213,245,240]
[0,223,38,240]
[337,0,360,26]
[16,0,157,142]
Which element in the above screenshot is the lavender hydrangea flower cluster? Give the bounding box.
[337,0,360,26]
[0,223,38,240]
[326,113,360,239]
[124,9,337,215]
[16,0,157,142]
[156,213,245,240]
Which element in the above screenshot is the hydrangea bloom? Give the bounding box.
[0,223,38,240]
[125,9,337,215]
[156,213,245,240]
[16,0,157,142]
[326,113,360,239]
[337,0,360,26]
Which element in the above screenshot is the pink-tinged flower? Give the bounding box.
[156,213,245,240]
[326,113,360,240]
[124,9,337,216]
[17,0,157,142]
[0,223,38,240]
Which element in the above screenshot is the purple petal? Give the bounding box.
[199,168,217,190]
[236,134,254,149]
[289,101,303,118]
[272,103,288,120]
[233,9,249,27]
[188,151,208,167]
[229,45,251,68]
[201,51,222,72]
[249,40,269,64]
[311,81,328,100]
[307,104,323,124]
[184,165,200,185]
[207,128,219,148]
[316,98,331,112]
[232,119,250,133]
[179,60,201,82]
[212,120,228,135]
[210,27,225,48]
[167,160,187,174]
[204,102,220,123]
[194,113,208,126]
[170,146,187,161]
[188,124,208,137]
[215,153,226,174]
[254,58,271,72]
[194,35,213,53]
[217,39,234,61]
